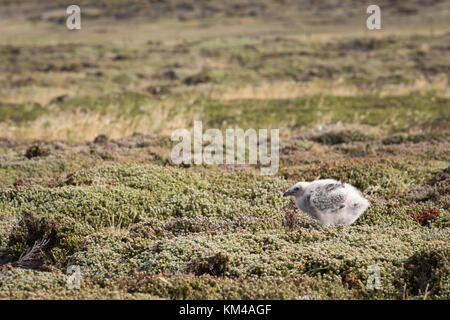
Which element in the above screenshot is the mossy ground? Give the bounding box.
[0,0,449,299]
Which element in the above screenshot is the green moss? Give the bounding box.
[25,144,51,159]
[113,272,356,299]
[312,130,374,145]
[280,159,428,198]
[200,94,449,131]
[57,92,152,117]
[0,153,99,188]
[0,103,47,123]
[383,132,449,145]
[191,251,231,276]
[183,72,212,85]
[399,246,450,298]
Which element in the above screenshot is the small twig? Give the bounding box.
[13,238,50,269]
[423,283,430,300]
[305,267,329,275]
[403,283,407,300]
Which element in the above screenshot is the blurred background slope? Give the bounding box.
[0,0,448,140]
[1,0,449,23]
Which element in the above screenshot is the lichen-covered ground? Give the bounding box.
[0,0,449,299]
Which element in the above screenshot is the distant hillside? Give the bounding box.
[0,0,448,25]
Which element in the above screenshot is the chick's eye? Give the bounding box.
[294,187,299,191]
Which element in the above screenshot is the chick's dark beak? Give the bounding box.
[283,190,292,197]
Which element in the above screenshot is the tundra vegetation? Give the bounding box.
[0,0,449,299]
